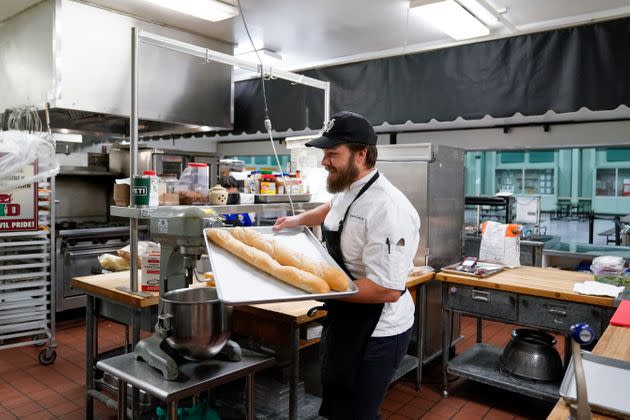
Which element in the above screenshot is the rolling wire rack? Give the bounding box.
[0,106,57,364]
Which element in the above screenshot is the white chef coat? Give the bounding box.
[323,169,420,337]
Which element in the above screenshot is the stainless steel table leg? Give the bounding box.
[564,334,572,369]
[441,285,451,397]
[476,317,483,343]
[118,379,127,420]
[246,373,254,420]
[416,284,427,390]
[289,325,300,420]
[86,295,95,419]
[168,401,178,419]
[132,309,141,419]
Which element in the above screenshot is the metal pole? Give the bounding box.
[323,81,331,124]
[130,27,139,292]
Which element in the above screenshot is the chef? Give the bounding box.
[273,111,420,419]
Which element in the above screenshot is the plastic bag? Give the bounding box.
[590,255,625,275]
[479,221,522,267]
[98,254,130,272]
[117,241,160,266]
[156,400,220,420]
[0,130,59,189]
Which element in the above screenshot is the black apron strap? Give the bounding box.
[318,171,386,419]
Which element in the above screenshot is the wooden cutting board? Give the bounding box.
[72,271,159,308]
[437,266,615,307]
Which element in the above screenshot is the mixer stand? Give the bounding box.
[135,336,243,381]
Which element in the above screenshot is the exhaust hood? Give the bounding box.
[0,0,234,137]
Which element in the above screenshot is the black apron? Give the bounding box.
[318,171,384,420]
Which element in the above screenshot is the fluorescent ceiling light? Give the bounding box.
[143,0,238,23]
[410,0,490,40]
[236,48,283,67]
[456,0,498,26]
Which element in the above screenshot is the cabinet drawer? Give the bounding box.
[519,296,605,337]
[445,284,517,321]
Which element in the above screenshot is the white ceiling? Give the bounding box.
[2,0,630,72]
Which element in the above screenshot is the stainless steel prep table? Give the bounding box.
[436,267,616,401]
[72,271,159,419]
[96,349,274,420]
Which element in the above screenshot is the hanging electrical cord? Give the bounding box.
[236,0,295,215]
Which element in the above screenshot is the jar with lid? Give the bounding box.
[275,174,287,195]
[159,173,179,206]
[177,163,209,204]
[260,174,277,195]
[133,170,159,208]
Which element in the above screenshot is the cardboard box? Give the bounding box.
[141,251,160,292]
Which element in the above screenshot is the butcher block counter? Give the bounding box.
[72,270,158,308]
[436,266,617,402]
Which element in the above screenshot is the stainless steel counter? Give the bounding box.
[97,349,274,419]
[111,203,323,219]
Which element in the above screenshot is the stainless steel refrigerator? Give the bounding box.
[376,143,464,363]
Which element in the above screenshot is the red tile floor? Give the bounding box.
[0,314,558,419]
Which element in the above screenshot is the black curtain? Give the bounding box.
[234,17,630,133]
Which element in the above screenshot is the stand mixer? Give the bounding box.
[135,206,242,380]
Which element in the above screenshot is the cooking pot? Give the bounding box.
[159,287,230,360]
[499,329,564,382]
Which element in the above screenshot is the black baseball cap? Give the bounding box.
[305,111,377,149]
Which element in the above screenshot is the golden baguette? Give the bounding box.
[230,227,349,291]
[207,229,330,294]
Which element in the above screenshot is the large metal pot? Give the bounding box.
[159,287,230,360]
[499,329,564,382]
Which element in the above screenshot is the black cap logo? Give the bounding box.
[324,118,335,135]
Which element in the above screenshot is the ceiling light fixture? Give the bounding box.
[236,48,282,67]
[410,0,490,40]
[143,0,238,23]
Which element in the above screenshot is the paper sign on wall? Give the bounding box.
[0,164,38,231]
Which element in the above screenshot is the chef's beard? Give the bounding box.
[326,155,360,193]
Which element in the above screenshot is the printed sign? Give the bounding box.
[0,164,38,231]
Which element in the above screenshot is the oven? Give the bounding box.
[55,224,138,312]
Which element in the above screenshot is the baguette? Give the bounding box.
[230,227,349,291]
[206,229,330,294]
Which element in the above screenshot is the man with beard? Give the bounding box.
[273,111,420,419]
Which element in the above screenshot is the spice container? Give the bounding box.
[260,174,277,194]
[276,175,286,195]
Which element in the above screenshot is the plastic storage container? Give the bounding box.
[159,173,179,206]
[177,163,209,205]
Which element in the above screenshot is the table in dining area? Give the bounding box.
[436,266,617,401]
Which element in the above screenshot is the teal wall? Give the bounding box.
[464,147,630,215]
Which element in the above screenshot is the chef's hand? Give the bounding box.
[273,215,301,232]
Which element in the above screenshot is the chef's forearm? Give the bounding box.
[339,278,402,304]
[297,203,330,227]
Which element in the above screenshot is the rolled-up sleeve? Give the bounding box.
[362,206,415,290]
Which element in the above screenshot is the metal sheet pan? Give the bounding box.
[203,226,357,305]
[559,351,630,417]
[441,261,504,278]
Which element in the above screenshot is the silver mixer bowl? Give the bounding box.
[160,287,231,360]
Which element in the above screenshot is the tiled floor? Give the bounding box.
[0,313,558,419]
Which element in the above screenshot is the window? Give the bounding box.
[617,169,630,197]
[524,169,554,195]
[495,169,522,194]
[596,169,616,196]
